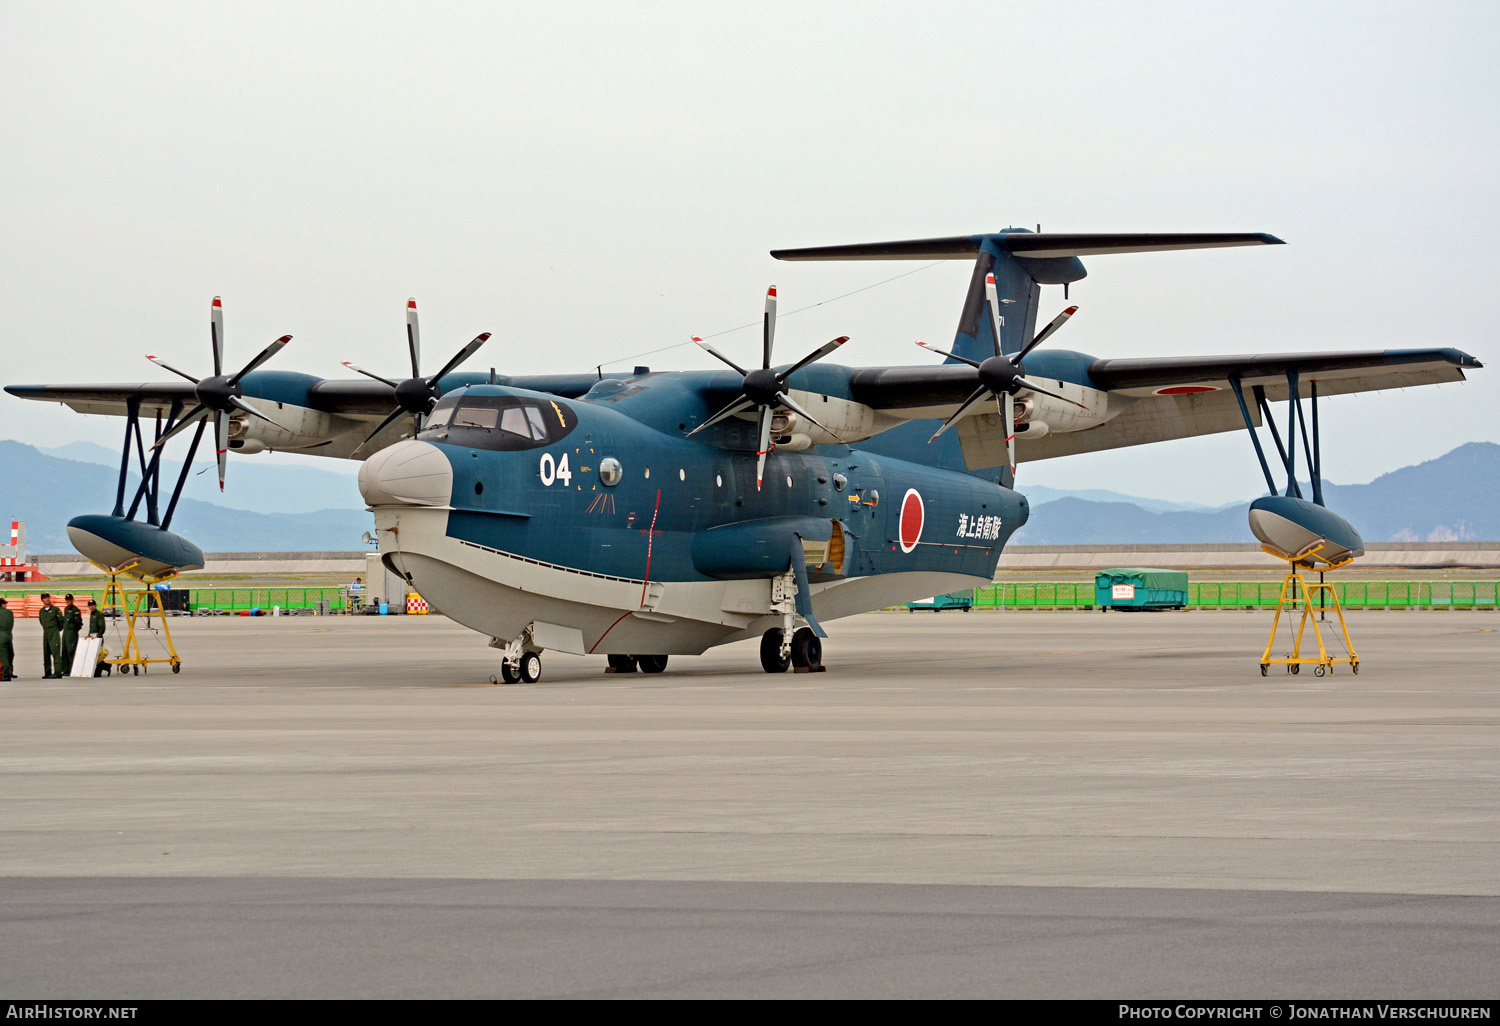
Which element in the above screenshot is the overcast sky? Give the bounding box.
[3,1,1494,505]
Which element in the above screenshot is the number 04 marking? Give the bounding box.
[539,452,571,487]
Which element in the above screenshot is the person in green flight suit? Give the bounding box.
[60,593,83,676]
[0,597,14,681]
[38,593,63,679]
[85,599,105,677]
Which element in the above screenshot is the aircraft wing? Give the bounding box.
[848,347,1481,468]
[4,382,202,418]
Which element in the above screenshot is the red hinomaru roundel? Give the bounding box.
[898,489,924,554]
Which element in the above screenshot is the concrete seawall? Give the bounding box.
[999,542,1500,571]
[34,541,1500,578]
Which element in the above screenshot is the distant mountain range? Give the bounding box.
[0,441,370,552]
[1011,442,1500,544]
[0,438,1494,554]
[38,440,363,514]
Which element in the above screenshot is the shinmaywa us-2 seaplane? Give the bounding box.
[7,230,1483,681]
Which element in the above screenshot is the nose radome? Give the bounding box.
[359,440,453,507]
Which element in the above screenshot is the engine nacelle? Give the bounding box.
[230,399,335,451]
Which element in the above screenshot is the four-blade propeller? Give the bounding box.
[917,273,1084,471]
[342,298,491,453]
[147,296,293,491]
[687,286,848,490]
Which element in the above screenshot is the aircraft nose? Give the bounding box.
[358,440,453,507]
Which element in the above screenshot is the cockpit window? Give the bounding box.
[454,406,499,430]
[419,393,575,451]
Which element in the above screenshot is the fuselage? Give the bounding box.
[359,382,1029,655]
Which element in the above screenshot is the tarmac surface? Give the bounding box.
[2,609,1497,998]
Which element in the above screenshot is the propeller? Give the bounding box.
[146,296,293,491]
[342,298,491,453]
[687,286,849,490]
[916,274,1083,471]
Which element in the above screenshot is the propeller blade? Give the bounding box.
[1014,375,1088,410]
[150,403,210,449]
[929,385,994,442]
[685,394,755,437]
[1017,305,1079,362]
[775,390,842,442]
[215,411,229,491]
[984,273,1004,359]
[228,335,292,386]
[692,337,749,376]
[146,354,200,384]
[342,361,400,388]
[426,332,490,385]
[228,394,291,430]
[778,336,848,381]
[210,297,224,377]
[406,298,421,379]
[763,286,777,370]
[353,406,408,454]
[755,406,774,491]
[1004,391,1016,472]
[914,340,981,368]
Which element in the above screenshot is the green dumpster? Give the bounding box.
[1095,568,1189,611]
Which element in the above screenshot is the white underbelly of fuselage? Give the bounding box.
[370,505,987,656]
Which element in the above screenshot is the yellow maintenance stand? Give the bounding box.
[93,558,182,676]
[1258,543,1358,678]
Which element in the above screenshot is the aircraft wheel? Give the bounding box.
[519,652,542,684]
[790,628,821,669]
[607,654,638,673]
[637,654,669,674]
[759,630,790,674]
[499,662,519,684]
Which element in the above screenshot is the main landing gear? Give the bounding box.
[760,626,822,673]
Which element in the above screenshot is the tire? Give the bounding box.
[171,661,181,674]
[607,654,638,673]
[519,651,542,684]
[1260,664,1268,676]
[760,630,790,674]
[790,627,821,669]
[500,662,519,684]
[1314,664,1326,677]
[1290,664,1300,675]
[637,654,668,674]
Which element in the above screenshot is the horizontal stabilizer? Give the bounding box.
[772,232,1284,261]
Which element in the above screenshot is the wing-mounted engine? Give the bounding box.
[771,390,894,450]
[225,391,335,454]
[687,286,851,488]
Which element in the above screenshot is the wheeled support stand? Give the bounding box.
[95,561,182,677]
[1259,552,1358,678]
